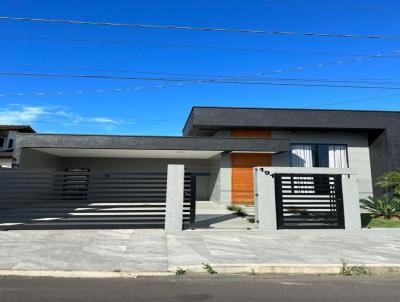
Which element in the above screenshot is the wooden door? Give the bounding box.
[231,153,272,205]
[231,129,272,205]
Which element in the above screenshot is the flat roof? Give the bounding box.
[183,106,400,136]
[16,133,289,153]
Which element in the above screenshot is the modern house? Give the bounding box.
[0,125,35,168]
[12,106,400,205]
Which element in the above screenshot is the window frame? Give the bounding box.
[290,143,349,168]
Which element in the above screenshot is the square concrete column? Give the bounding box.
[254,168,277,231]
[165,164,185,232]
[342,175,362,230]
[219,152,232,205]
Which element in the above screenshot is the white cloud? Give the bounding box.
[0,104,125,130]
[0,105,47,124]
[90,117,121,124]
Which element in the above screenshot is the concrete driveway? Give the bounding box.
[0,229,400,273]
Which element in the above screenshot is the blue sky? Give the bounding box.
[0,0,399,135]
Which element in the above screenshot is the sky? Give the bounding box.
[0,0,399,135]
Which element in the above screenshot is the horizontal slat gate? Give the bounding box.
[0,170,195,230]
[275,174,345,229]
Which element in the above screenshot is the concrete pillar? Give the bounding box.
[219,152,232,205]
[165,164,185,232]
[342,175,362,230]
[254,168,277,231]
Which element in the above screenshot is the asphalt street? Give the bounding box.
[1,274,400,302]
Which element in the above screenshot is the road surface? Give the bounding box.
[1,274,399,301]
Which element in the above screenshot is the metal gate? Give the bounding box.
[275,174,345,229]
[0,170,196,230]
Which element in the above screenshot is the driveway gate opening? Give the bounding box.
[0,170,195,230]
[274,174,345,229]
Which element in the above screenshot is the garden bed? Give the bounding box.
[361,213,400,228]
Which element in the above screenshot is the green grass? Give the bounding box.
[361,213,400,228]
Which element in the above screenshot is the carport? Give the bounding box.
[0,133,288,230]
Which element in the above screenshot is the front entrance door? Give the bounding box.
[230,130,272,205]
[231,153,272,205]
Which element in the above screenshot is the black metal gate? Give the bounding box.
[0,170,196,230]
[275,174,345,229]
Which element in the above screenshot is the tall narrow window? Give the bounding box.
[328,145,348,168]
[291,144,348,168]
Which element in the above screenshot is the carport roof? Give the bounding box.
[16,133,289,153]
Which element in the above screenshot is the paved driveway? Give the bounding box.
[0,229,399,272]
[0,230,168,272]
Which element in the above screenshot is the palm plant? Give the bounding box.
[360,196,400,219]
[376,171,400,196]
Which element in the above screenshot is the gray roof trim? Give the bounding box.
[16,133,289,153]
[183,106,400,136]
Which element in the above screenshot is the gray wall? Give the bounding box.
[19,148,63,170]
[60,156,216,201]
[17,149,224,201]
[210,129,374,201]
[208,154,221,201]
[271,130,373,198]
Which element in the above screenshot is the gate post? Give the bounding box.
[342,175,362,230]
[254,168,277,231]
[165,164,185,232]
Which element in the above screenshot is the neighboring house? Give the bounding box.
[13,107,400,205]
[0,125,35,168]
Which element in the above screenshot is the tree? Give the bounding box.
[376,171,400,196]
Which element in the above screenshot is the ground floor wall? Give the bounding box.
[18,149,220,201]
[211,129,374,201]
[62,157,215,200]
[271,130,374,198]
[18,128,375,204]
[18,149,63,170]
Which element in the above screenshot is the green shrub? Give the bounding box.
[376,171,400,196]
[360,196,400,219]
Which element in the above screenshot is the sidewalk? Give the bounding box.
[0,229,399,275]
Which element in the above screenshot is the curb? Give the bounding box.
[0,270,174,278]
[1,264,400,278]
[174,263,400,275]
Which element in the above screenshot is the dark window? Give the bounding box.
[7,139,14,149]
[0,137,4,148]
[314,144,330,168]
